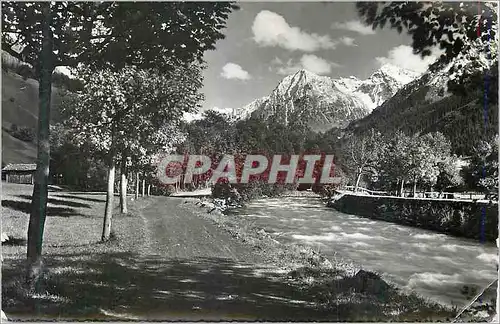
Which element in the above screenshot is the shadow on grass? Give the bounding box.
[2,252,456,322]
[1,236,27,246]
[65,191,108,195]
[2,253,335,321]
[54,194,106,203]
[1,200,88,217]
[17,195,92,209]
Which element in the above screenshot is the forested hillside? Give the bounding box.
[348,63,498,156]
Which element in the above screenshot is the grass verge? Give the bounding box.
[2,183,152,319]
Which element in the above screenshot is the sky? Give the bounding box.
[200,2,437,113]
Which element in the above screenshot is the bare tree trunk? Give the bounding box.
[26,2,54,286]
[141,179,145,197]
[135,172,139,200]
[354,171,362,192]
[412,177,417,197]
[147,184,151,196]
[102,156,116,242]
[399,179,405,197]
[120,158,128,214]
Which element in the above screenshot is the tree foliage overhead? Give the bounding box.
[357,2,498,102]
[2,2,238,73]
[356,2,497,64]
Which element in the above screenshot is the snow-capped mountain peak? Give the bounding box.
[376,63,421,86]
[186,64,420,131]
[233,64,420,131]
[352,63,421,109]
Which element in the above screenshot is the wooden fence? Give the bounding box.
[341,186,487,201]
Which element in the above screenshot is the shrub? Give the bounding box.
[212,180,296,203]
[312,184,337,198]
[8,126,35,142]
[16,127,35,142]
[154,184,176,196]
[212,181,232,199]
[15,64,34,80]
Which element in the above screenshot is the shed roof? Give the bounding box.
[2,163,37,171]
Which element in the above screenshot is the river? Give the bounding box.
[229,196,498,308]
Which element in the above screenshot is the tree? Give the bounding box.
[373,131,460,196]
[49,124,107,190]
[462,136,499,195]
[2,2,238,72]
[435,157,463,194]
[2,1,238,284]
[375,131,412,196]
[356,2,497,64]
[406,132,453,196]
[180,110,238,189]
[62,64,202,240]
[341,130,382,191]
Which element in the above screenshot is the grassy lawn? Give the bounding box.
[2,182,149,319]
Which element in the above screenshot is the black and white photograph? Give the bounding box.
[1,1,499,322]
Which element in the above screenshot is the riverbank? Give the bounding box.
[183,197,478,322]
[328,193,498,242]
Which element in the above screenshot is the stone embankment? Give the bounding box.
[328,194,498,242]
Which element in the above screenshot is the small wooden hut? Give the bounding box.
[2,163,36,184]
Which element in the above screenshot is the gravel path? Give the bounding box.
[140,198,262,262]
[115,197,334,321]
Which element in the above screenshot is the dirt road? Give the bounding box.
[139,198,262,261]
[100,197,334,321]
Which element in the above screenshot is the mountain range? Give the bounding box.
[200,64,420,132]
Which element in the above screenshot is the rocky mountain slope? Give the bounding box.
[234,64,419,132]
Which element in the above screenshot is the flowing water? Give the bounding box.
[229,197,498,307]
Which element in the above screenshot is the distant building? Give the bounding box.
[2,163,36,184]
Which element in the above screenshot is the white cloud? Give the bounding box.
[220,63,251,80]
[339,36,356,46]
[275,61,301,75]
[375,45,438,73]
[273,54,340,76]
[252,10,337,52]
[300,54,339,74]
[332,20,375,35]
